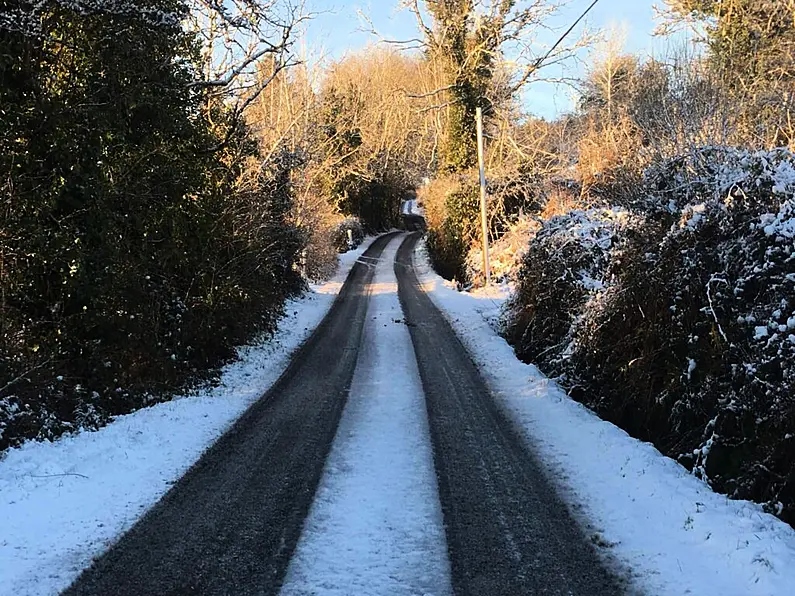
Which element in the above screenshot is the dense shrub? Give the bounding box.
[332,175,409,232]
[504,148,795,525]
[297,219,343,283]
[504,208,638,372]
[0,5,303,450]
[422,179,480,284]
[426,172,580,286]
[330,217,366,253]
[425,224,470,284]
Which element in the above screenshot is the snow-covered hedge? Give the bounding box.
[0,0,182,36]
[503,208,641,373]
[504,147,795,526]
[330,217,365,253]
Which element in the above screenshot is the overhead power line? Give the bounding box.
[534,0,603,72]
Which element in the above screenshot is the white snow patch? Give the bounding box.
[281,235,451,596]
[686,358,697,380]
[412,239,795,596]
[0,237,380,596]
[680,203,707,230]
[760,199,795,240]
[579,271,605,292]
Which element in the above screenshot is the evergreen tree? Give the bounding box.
[0,0,302,449]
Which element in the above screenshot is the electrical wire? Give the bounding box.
[533,0,603,71]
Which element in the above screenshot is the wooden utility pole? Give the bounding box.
[476,107,491,285]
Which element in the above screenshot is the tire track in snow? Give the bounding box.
[62,233,398,596]
[395,232,625,596]
[280,234,452,596]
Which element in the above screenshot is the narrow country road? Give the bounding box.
[63,232,625,596]
[279,237,451,596]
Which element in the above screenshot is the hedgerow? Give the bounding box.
[0,3,303,451]
[504,147,795,525]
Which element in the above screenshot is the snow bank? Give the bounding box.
[413,239,795,596]
[0,238,378,596]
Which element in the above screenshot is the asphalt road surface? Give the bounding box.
[63,233,397,596]
[395,232,624,596]
[63,232,625,596]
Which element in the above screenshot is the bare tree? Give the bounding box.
[579,27,638,120]
[183,0,312,149]
[362,0,593,172]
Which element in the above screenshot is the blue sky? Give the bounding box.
[302,1,688,119]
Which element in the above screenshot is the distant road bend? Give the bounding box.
[63,232,625,596]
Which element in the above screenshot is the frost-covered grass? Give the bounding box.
[0,239,376,596]
[415,238,795,596]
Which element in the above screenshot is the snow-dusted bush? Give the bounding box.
[330,217,365,253]
[644,146,795,213]
[505,147,795,525]
[503,207,639,374]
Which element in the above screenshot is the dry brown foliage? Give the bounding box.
[322,48,443,177]
[246,62,343,279]
[418,175,461,232]
[246,47,452,278]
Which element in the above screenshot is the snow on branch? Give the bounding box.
[0,0,183,36]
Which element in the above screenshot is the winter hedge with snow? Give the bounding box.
[503,147,795,526]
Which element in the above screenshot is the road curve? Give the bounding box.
[63,233,397,596]
[395,232,625,596]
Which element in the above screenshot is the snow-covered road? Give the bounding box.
[281,238,451,596]
[2,231,795,596]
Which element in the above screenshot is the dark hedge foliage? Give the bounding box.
[504,208,637,373]
[0,3,304,451]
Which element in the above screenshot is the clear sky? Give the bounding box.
[301,0,691,120]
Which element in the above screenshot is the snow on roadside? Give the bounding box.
[0,238,379,596]
[412,239,795,596]
[280,235,451,596]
